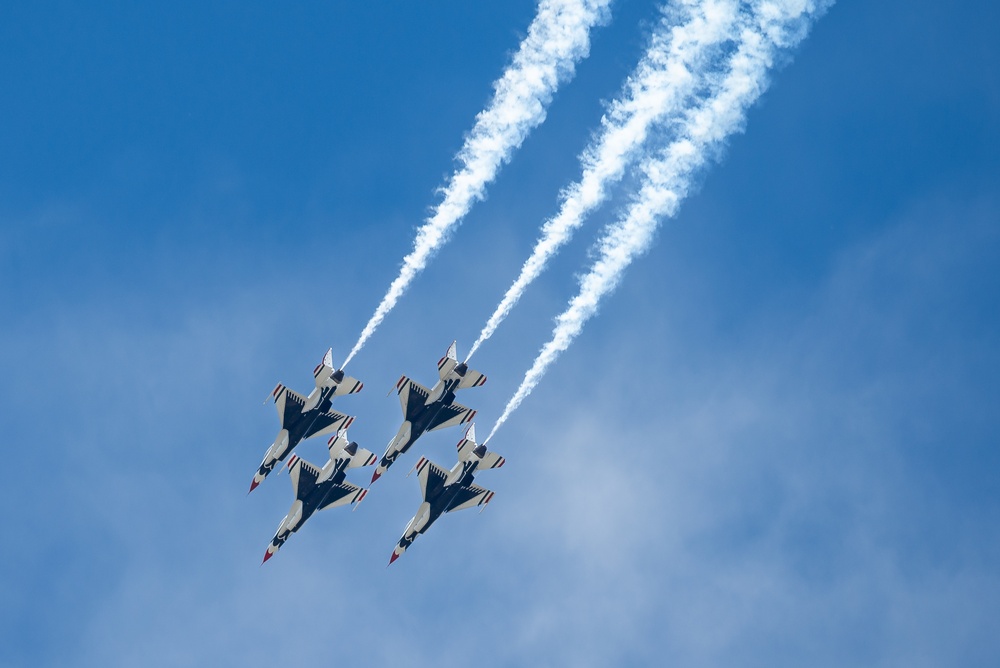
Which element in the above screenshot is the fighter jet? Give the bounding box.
[388,424,503,565]
[250,348,363,493]
[262,429,376,563]
[372,341,486,483]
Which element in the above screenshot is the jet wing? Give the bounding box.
[302,409,353,440]
[445,484,495,513]
[276,387,309,428]
[318,481,367,511]
[426,401,476,432]
[415,457,449,502]
[396,377,432,423]
[288,455,321,498]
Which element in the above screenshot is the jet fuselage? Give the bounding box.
[399,460,479,546]
[268,458,350,548]
[381,381,460,468]
[283,389,336,450]
[254,386,340,489]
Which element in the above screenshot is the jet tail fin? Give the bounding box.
[313,348,336,386]
[456,423,479,460]
[437,340,459,380]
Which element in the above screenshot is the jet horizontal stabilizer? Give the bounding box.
[328,433,377,468]
[437,341,487,388]
[456,424,505,469]
[313,348,364,395]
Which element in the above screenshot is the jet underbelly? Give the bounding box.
[420,486,460,534]
[310,472,348,512]
[285,388,335,445]
[284,409,318,446]
[408,400,449,443]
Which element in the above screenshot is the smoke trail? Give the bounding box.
[467,0,744,360]
[487,0,832,441]
[343,0,613,367]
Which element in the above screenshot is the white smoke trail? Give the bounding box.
[467,0,744,360]
[343,0,613,367]
[487,0,832,441]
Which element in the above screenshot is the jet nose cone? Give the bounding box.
[371,470,382,484]
[248,478,260,494]
[388,551,400,566]
[262,549,274,564]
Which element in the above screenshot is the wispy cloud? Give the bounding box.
[343,0,614,367]
[488,0,832,440]
[467,0,743,359]
[470,194,1000,667]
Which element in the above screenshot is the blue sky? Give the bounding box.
[2,1,999,666]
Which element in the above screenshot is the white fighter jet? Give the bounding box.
[371,341,486,483]
[388,424,503,565]
[250,349,363,493]
[262,429,376,563]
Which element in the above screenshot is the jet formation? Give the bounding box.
[249,342,498,565]
[263,430,375,563]
[249,349,362,493]
[373,341,486,483]
[390,424,503,565]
